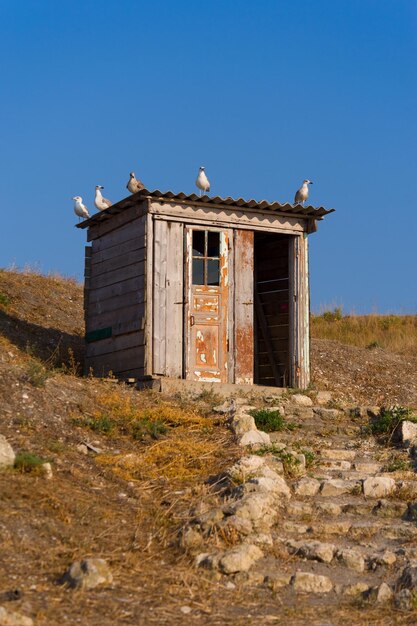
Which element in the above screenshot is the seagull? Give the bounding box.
[72,196,90,221]
[294,179,313,205]
[126,171,145,194]
[94,185,112,211]
[196,166,210,196]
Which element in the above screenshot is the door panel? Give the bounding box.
[185,228,229,382]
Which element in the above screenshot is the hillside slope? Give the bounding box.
[0,269,416,626]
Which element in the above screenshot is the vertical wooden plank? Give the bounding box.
[226,228,234,384]
[288,236,298,388]
[288,233,310,389]
[299,234,310,388]
[165,221,184,378]
[234,230,254,384]
[144,207,153,376]
[152,220,167,374]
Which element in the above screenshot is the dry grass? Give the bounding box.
[311,311,417,356]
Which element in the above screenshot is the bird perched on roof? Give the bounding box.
[294,180,313,205]
[126,171,145,194]
[72,196,90,221]
[196,166,210,196]
[94,185,112,211]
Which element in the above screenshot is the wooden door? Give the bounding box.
[185,227,229,382]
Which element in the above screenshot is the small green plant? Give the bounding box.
[25,360,50,387]
[369,406,417,443]
[14,452,48,473]
[0,293,10,306]
[301,449,316,468]
[249,408,297,432]
[254,444,288,457]
[75,415,114,434]
[321,307,343,322]
[132,418,167,440]
[383,456,412,473]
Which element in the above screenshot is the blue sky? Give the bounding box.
[1,0,416,313]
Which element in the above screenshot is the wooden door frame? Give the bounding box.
[184,225,233,383]
[289,233,310,389]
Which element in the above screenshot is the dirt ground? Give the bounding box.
[1,270,417,625]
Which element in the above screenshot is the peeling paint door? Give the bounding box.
[185,228,229,382]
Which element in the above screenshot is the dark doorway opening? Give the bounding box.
[254,232,290,386]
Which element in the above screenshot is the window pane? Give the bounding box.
[207,259,220,285]
[192,230,205,257]
[207,231,220,257]
[192,258,205,285]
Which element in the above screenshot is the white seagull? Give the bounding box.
[94,185,112,211]
[196,166,210,196]
[72,196,90,221]
[126,171,145,194]
[294,179,313,205]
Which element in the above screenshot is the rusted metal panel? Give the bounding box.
[185,227,229,383]
[234,230,254,384]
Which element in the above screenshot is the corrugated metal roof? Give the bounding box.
[76,188,335,229]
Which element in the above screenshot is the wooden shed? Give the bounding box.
[77,189,334,389]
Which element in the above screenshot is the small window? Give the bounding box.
[191,230,221,286]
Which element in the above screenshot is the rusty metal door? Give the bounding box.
[185,227,229,382]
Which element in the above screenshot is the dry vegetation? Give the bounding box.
[0,269,416,625]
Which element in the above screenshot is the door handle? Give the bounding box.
[190,315,195,326]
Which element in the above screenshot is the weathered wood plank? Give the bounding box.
[86,345,145,377]
[152,219,167,375]
[88,202,146,241]
[150,202,305,234]
[144,212,153,375]
[165,221,183,378]
[91,216,146,251]
[90,238,144,266]
[234,230,254,384]
[86,330,144,358]
[89,261,144,290]
[88,290,145,316]
[90,248,145,277]
[88,275,145,304]
[86,303,145,335]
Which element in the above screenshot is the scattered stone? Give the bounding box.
[320,449,356,461]
[320,479,357,497]
[315,391,333,405]
[247,472,291,498]
[225,493,278,531]
[363,477,395,499]
[313,408,341,419]
[368,550,397,569]
[223,515,253,536]
[239,429,271,449]
[59,558,113,590]
[316,502,342,516]
[394,588,413,610]
[343,582,370,597]
[292,571,333,594]
[0,607,33,626]
[224,581,236,590]
[228,455,265,482]
[395,421,417,448]
[0,435,15,468]
[213,400,234,414]
[287,540,336,563]
[219,544,263,574]
[180,606,192,615]
[40,462,53,480]
[366,582,393,604]
[294,477,320,497]
[336,548,365,572]
[76,443,88,455]
[396,565,417,591]
[195,552,221,570]
[230,412,256,437]
[265,573,292,591]
[291,394,313,407]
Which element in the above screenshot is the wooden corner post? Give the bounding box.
[289,233,310,389]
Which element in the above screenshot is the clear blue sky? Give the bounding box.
[1,0,416,313]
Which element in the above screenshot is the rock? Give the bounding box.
[0,436,15,468]
[394,588,414,610]
[195,507,224,530]
[291,394,313,407]
[213,400,235,414]
[219,544,263,574]
[181,526,203,549]
[230,412,256,437]
[319,460,351,471]
[353,462,382,474]
[59,558,113,589]
[294,477,321,497]
[247,474,291,498]
[313,408,341,419]
[315,391,333,405]
[282,521,309,535]
[311,520,352,536]
[0,607,33,626]
[395,420,417,448]
[239,429,271,449]
[40,462,53,480]
[319,449,356,461]
[363,477,395,499]
[76,443,88,455]
[336,548,365,572]
[289,407,314,419]
[228,455,265,482]
[180,606,192,615]
[343,582,370,597]
[315,502,342,516]
[369,550,397,569]
[291,571,333,593]
[397,565,417,591]
[195,552,221,570]
[265,573,292,590]
[286,501,313,516]
[320,479,357,497]
[373,499,408,519]
[287,540,335,564]
[250,532,273,547]
[367,582,393,604]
